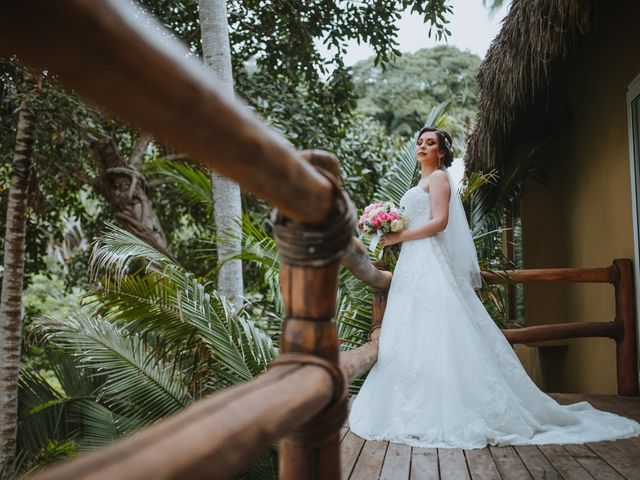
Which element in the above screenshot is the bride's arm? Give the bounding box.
[382,171,451,246]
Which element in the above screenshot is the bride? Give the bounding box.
[348,126,640,449]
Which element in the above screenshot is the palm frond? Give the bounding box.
[460,170,498,205]
[202,214,283,317]
[66,400,137,451]
[236,445,278,480]
[235,215,283,316]
[88,223,170,287]
[91,274,201,344]
[15,347,121,474]
[376,138,421,205]
[34,314,192,424]
[147,159,212,213]
[90,224,270,384]
[17,370,77,458]
[424,99,454,129]
[225,311,278,377]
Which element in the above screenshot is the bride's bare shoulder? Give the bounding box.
[426,170,449,191]
[430,170,448,181]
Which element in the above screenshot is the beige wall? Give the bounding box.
[518,1,640,393]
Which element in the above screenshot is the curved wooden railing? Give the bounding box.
[1,2,637,480]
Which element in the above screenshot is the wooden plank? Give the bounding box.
[588,395,627,413]
[488,446,532,480]
[513,445,559,480]
[410,448,439,480]
[538,444,593,480]
[438,448,470,480]
[600,394,640,421]
[380,442,411,480]
[350,441,388,480]
[340,431,366,480]
[587,441,640,480]
[563,444,624,480]
[552,394,640,441]
[550,393,588,406]
[617,395,640,420]
[610,438,640,460]
[577,394,632,417]
[464,448,501,480]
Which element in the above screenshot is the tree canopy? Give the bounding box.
[350,45,480,148]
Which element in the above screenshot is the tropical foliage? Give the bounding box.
[9,225,279,477]
[351,45,481,145]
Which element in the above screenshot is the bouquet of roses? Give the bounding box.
[358,201,408,257]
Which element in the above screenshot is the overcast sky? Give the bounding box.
[341,0,510,65]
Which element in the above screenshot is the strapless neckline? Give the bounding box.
[408,186,429,196]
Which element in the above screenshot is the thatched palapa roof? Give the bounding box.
[466,0,598,172]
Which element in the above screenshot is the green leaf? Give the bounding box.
[35,314,192,424]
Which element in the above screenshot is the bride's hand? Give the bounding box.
[380,232,402,247]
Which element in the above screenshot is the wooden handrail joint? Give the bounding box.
[269,353,348,446]
[271,166,355,267]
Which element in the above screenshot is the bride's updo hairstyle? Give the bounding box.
[417,126,454,168]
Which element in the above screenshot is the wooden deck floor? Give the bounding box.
[340,394,640,479]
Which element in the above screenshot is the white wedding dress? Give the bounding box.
[348,184,640,449]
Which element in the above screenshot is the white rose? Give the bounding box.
[390,219,403,232]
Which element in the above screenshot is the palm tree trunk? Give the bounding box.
[0,71,39,469]
[198,0,244,310]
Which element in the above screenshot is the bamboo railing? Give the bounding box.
[2,2,638,480]
[488,260,639,397]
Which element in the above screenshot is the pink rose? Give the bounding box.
[378,212,390,223]
[372,218,382,229]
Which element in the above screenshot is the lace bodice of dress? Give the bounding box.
[400,186,431,228]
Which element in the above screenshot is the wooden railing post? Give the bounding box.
[277,263,342,479]
[272,153,355,480]
[612,258,640,395]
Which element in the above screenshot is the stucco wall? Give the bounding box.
[518,1,640,393]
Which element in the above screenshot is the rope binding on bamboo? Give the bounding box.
[271,166,356,267]
[268,352,347,446]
